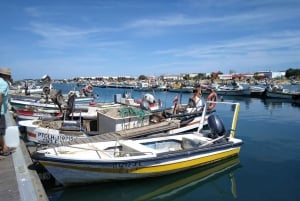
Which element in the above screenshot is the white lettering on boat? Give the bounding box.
[37,132,76,144]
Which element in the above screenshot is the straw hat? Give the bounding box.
[0,67,11,76]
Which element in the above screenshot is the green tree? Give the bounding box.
[183,74,190,80]
[286,68,300,79]
[138,75,147,80]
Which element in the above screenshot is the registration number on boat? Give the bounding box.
[37,132,76,144]
[112,161,142,169]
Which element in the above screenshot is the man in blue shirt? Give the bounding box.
[0,67,11,156]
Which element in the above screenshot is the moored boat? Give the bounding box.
[265,84,300,99]
[168,86,194,93]
[16,108,63,121]
[47,155,240,200]
[249,85,266,97]
[9,91,95,111]
[215,82,251,96]
[19,91,216,145]
[18,104,215,145]
[31,101,243,186]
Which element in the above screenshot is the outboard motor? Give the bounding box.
[207,114,227,139]
[41,74,52,102]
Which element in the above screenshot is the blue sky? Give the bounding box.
[1,0,300,80]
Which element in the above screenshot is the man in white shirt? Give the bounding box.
[186,87,203,113]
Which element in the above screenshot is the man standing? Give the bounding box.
[0,67,11,156]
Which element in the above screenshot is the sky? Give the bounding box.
[1,0,300,81]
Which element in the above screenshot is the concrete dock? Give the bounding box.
[0,112,48,201]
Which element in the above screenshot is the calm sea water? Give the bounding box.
[45,83,300,201]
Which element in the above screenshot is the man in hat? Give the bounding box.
[0,67,12,155]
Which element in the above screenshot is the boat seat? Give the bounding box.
[61,120,82,131]
[120,140,156,155]
[181,136,206,149]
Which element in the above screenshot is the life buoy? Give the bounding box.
[84,85,93,93]
[207,92,217,110]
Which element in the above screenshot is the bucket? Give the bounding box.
[4,126,20,148]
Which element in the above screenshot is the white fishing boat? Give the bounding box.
[265,84,300,99]
[10,86,101,122]
[9,91,94,111]
[11,97,96,121]
[18,90,217,145]
[168,86,194,93]
[18,102,215,145]
[31,101,243,186]
[215,81,251,96]
[48,156,240,200]
[16,108,63,121]
[249,85,266,97]
[133,82,153,92]
[10,75,96,113]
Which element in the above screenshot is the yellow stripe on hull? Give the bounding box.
[134,147,240,173]
[41,147,240,175]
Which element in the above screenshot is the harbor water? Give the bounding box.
[43,83,300,201]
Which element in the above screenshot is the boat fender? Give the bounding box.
[207,92,217,110]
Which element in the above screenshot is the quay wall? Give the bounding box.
[4,110,48,201]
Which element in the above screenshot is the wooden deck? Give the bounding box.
[63,120,181,145]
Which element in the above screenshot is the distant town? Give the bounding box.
[13,68,300,88]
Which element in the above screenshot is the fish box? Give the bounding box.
[97,106,150,133]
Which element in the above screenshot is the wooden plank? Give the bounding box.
[116,121,180,138]
[63,120,181,145]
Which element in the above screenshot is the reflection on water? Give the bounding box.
[261,98,288,110]
[47,156,241,201]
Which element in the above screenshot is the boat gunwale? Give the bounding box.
[32,137,243,165]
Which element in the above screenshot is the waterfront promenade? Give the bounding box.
[0,111,48,201]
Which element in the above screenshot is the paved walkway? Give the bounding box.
[0,153,20,201]
[0,112,48,201]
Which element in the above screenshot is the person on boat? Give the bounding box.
[24,81,30,95]
[186,87,203,113]
[0,67,12,156]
